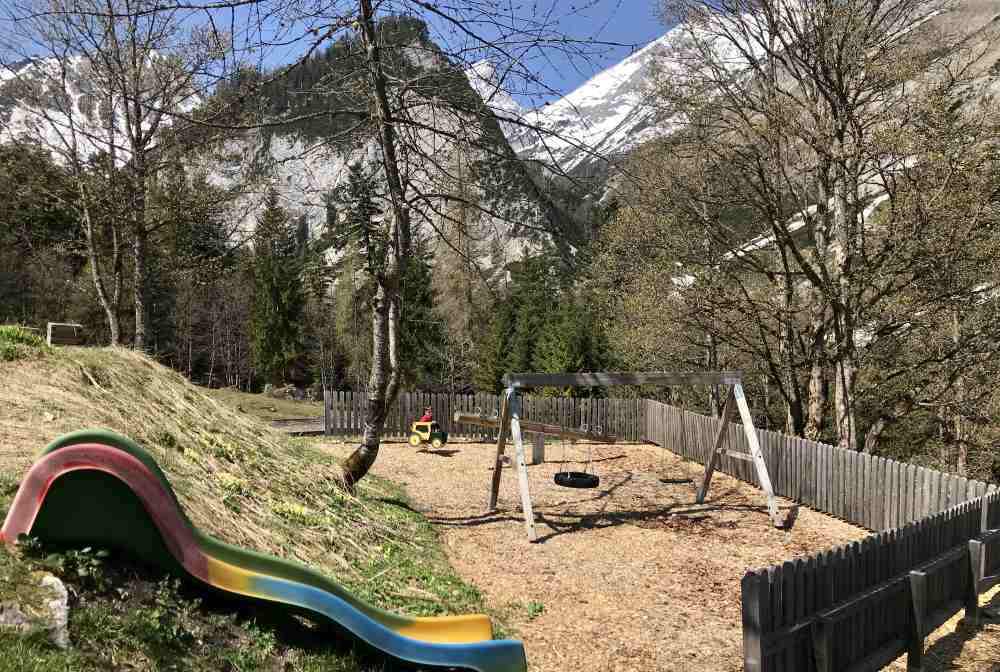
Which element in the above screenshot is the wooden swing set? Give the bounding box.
[457,371,781,542]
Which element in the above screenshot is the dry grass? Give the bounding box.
[0,347,487,616]
[885,587,1000,672]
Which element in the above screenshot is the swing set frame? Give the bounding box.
[486,370,782,542]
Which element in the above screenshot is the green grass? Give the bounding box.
[0,546,385,671]
[206,387,324,422]
[0,325,48,362]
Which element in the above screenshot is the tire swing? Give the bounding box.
[553,423,600,489]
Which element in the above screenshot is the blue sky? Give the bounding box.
[1,0,668,108]
[251,0,669,108]
[520,0,667,103]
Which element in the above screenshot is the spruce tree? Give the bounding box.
[251,189,305,386]
[474,299,516,393]
[399,235,447,387]
[506,255,554,375]
[534,292,611,397]
[327,166,448,390]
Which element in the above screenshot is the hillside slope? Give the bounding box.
[0,342,491,623]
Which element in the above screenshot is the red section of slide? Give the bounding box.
[1,443,210,581]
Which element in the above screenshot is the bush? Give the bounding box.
[0,325,48,362]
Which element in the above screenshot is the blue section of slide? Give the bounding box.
[256,575,528,672]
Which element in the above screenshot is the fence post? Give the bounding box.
[741,571,768,672]
[967,539,985,626]
[323,387,331,436]
[811,618,833,672]
[908,570,928,671]
[531,433,545,466]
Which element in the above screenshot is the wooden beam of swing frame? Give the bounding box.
[502,370,743,389]
[695,387,737,504]
[454,412,618,443]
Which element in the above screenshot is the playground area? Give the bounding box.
[322,438,867,671]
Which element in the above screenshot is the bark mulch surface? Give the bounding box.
[884,586,1000,672]
[323,439,868,672]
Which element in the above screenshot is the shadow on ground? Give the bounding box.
[913,589,1000,672]
[423,474,798,544]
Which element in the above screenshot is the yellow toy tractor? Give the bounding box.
[408,421,448,449]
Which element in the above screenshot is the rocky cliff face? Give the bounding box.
[0,17,571,280]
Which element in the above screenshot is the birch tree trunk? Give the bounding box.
[340,0,413,488]
[81,196,122,346]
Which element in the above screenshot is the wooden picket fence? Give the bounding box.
[743,493,1000,672]
[324,390,645,442]
[643,400,996,531]
[642,399,1000,671]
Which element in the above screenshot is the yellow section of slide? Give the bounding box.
[203,554,493,644]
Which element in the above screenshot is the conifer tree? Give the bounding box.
[251,189,305,386]
[534,293,611,397]
[398,235,447,387]
[506,255,554,375]
[327,165,447,390]
[474,300,516,394]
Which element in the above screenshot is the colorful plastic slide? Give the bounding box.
[1,430,526,672]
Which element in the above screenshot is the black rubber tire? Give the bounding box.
[553,471,600,489]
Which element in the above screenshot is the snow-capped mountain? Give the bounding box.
[1,18,568,278]
[511,34,671,178]
[0,54,202,164]
[482,0,1000,187]
[464,59,525,139]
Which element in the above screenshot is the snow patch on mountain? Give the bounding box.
[464,59,525,139]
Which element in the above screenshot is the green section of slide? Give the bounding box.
[38,430,422,630]
[30,469,185,575]
[42,429,188,517]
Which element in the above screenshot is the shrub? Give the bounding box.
[0,325,48,362]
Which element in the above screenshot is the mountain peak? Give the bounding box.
[463,59,525,118]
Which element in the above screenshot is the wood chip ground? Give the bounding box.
[322,439,868,671]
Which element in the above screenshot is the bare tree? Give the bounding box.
[645,0,1000,450]
[1,0,229,348]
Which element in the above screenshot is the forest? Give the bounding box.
[2,0,999,486]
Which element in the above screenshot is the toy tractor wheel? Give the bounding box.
[408,434,422,448]
[430,437,444,449]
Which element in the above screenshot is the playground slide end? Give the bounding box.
[1,430,526,672]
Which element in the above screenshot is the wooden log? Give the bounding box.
[453,411,617,443]
[487,392,513,511]
[696,388,736,503]
[508,393,537,542]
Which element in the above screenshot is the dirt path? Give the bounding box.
[323,438,866,671]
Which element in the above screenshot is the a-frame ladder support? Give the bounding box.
[488,386,537,541]
[697,383,782,527]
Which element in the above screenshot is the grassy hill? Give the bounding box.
[0,327,495,670]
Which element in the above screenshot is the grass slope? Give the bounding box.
[0,331,497,670]
[206,387,324,423]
